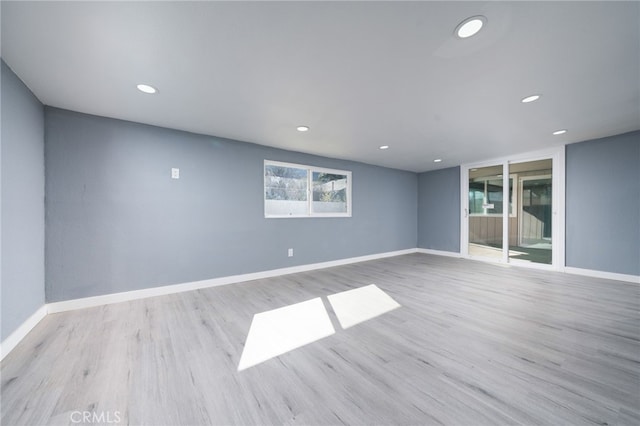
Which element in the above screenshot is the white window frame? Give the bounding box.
[264,160,352,218]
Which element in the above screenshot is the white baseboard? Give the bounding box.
[564,266,640,284]
[1,304,48,361]
[5,249,635,361]
[415,248,639,284]
[47,248,419,314]
[416,248,462,258]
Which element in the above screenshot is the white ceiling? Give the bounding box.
[2,1,639,172]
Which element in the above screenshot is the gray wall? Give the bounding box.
[45,108,417,302]
[417,166,460,253]
[6,67,637,314]
[566,131,640,276]
[1,60,45,340]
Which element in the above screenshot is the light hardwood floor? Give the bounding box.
[2,254,639,425]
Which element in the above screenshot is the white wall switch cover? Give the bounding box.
[288,248,294,257]
[171,168,180,179]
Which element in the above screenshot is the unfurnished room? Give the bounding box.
[1,1,639,425]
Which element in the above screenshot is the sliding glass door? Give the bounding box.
[508,160,553,265]
[467,165,505,260]
[462,149,564,269]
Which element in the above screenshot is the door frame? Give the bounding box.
[460,146,565,271]
[518,174,552,247]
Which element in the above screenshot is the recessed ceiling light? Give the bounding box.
[455,16,486,39]
[552,129,567,135]
[521,94,541,103]
[136,84,157,94]
[296,126,310,132]
[379,145,390,150]
[434,159,443,163]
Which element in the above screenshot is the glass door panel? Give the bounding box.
[508,159,553,264]
[468,165,504,259]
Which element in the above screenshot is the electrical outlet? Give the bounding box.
[288,248,294,257]
[171,168,180,179]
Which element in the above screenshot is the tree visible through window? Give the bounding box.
[312,172,347,214]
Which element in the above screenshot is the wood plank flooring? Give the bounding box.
[2,253,639,425]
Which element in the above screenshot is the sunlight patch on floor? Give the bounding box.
[237,297,335,371]
[238,285,402,371]
[328,284,401,329]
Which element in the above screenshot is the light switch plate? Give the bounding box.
[171,168,180,179]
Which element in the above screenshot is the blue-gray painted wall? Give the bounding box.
[2,62,639,341]
[417,167,460,253]
[1,60,45,341]
[44,108,418,302]
[416,133,640,276]
[566,131,640,276]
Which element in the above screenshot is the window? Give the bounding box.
[265,160,352,218]
[469,176,516,217]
